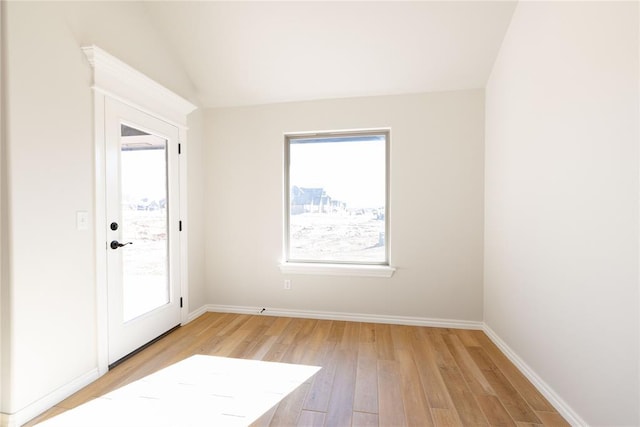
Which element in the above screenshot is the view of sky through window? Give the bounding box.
[287,132,388,264]
[289,136,385,209]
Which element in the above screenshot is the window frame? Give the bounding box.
[283,128,392,270]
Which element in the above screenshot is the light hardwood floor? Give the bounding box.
[26,312,569,426]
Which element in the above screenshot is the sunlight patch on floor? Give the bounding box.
[37,355,321,427]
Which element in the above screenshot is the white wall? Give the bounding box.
[187,109,207,311]
[204,91,485,321]
[484,2,639,425]
[0,0,6,418]
[1,1,202,420]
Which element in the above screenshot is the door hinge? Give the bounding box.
[178,143,182,155]
[180,297,183,308]
[179,220,183,231]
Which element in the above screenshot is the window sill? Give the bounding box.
[279,262,396,278]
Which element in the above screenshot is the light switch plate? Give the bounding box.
[76,211,89,230]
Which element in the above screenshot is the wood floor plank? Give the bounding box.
[359,322,376,343]
[352,411,380,427]
[262,341,290,363]
[190,312,231,336]
[397,349,434,426]
[269,383,312,426]
[307,318,332,350]
[438,365,489,426]
[282,319,317,364]
[324,349,358,426]
[227,324,269,359]
[467,344,543,424]
[444,333,495,396]
[341,319,361,351]
[476,394,517,426]
[375,323,396,361]
[353,342,379,414]
[297,410,326,427]
[294,318,320,344]
[391,325,413,352]
[431,408,464,426]
[208,325,253,357]
[296,320,332,368]
[429,331,488,425]
[327,320,346,342]
[216,313,251,336]
[280,333,310,365]
[409,328,455,410]
[467,345,496,371]
[277,317,307,346]
[427,330,460,369]
[238,313,271,332]
[302,341,339,412]
[25,313,569,427]
[230,326,272,359]
[482,367,541,424]
[456,328,482,347]
[265,316,292,336]
[536,411,571,427]
[246,334,279,360]
[378,359,408,426]
[473,331,556,413]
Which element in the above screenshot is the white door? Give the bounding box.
[105,97,182,365]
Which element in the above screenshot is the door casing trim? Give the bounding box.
[83,46,196,374]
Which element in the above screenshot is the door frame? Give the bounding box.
[105,99,182,365]
[83,46,197,374]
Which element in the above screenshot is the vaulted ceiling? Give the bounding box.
[145,1,517,108]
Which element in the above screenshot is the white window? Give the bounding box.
[284,130,390,267]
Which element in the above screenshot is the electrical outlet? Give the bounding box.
[284,279,291,290]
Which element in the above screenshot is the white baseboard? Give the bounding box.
[482,325,586,427]
[1,368,100,427]
[187,304,210,323]
[200,304,484,330]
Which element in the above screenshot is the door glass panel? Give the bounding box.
[120,124,169,322]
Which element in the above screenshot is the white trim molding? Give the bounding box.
[482,325,587,427]
[187,305,210,323]
[279,262,396,278]
[83,45,197,374]
[1,369,99,427]
[178,127,190,325]
[82,45,197,128]
[197,304,483,330]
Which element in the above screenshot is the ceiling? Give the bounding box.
[145,1,517,109]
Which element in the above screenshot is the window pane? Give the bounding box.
[120,128,169,322]
[288,133,387,264]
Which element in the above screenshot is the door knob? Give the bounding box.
[110,240,133,250]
